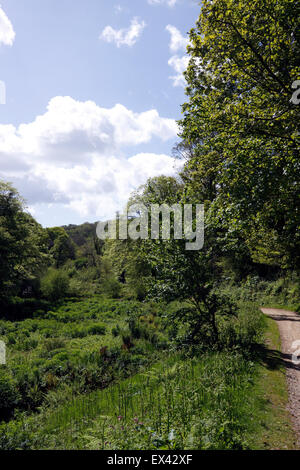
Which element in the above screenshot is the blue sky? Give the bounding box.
[0,0,200,227]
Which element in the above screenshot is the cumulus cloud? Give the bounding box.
[166,25,190,87]
[0,7,15,46]
[1,97,177,167]
[100,17,146,47]
[168,55,189,87]
[166,25,188,53]
[148,0,178,7]
[0,97,180,221]
[66,152,182,219]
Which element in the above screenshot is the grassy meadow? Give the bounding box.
[0,290,298,450]
[0,0,299,452]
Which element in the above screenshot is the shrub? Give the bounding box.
[102,279,122,299]
[0,416,38,450]
[65,325,87,339]
[33,309,45,318]
[218,303,265,351]
[134,283,147,301]
[7,335,16,346]
[0,372,21,419]
[121,333,134,350]
[41,269,70,302]
[87,324,106,336]
[17,338,39,351]
[128,317,143,339]
[42,338,66,353]
[1,297,51,321]
[74,258,89,270]
[112,325,121,337]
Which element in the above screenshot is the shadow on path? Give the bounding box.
[255,345,300,373]
[266,314,300,323]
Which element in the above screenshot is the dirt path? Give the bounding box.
[261,308,300,445]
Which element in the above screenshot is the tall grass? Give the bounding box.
[31,351,256,450]
[0,298,267,450]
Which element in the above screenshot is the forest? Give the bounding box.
[0,0,299,451]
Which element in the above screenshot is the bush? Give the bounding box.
[218,303,265,351]
[65,325,87,339]
[7,335,16,346]
[42,338,66,353]
[0,297,51,321]
[121,332,134,350]
[0,372,21,419]
[102,279,122,299]
[34,310,45,318]
[128,317,143,339]
[134,283,147,301]
[112,325,121,337]
[41,269,70,302]
[87,324,106,335]
[17,338,39,351]
[0,414,42,450]
[74,258,89,270]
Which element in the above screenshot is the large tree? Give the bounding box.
[0,181,49,301]
[101,176,182,300]
[46,227,75,268]
[179,0,300,269]
[106,176,234,346]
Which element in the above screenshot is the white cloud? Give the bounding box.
[166,25,190,87]
[100,17,146,47]
[0,97,180,220]
[0,7,15,46]
[168,55,189,87]
[66,152,182,219]
[148,0,178,7]
[27,206,36,216]
[166,25,188,53]
[0,96,177,166]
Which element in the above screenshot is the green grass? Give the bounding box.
[3,351,258,450]
[247,316,299,449]
[216,276,299,315]
[35,308,298,450]
[0,298,298,450]
[0,296,168,427]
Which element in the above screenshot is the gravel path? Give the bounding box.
[261,308,300,445]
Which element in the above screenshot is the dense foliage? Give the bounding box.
[0,182,49,304]
[179,0,300,269]
[0,0,299,450]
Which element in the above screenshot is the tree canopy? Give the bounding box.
[178,0,300,269]
[0,181,49,300]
